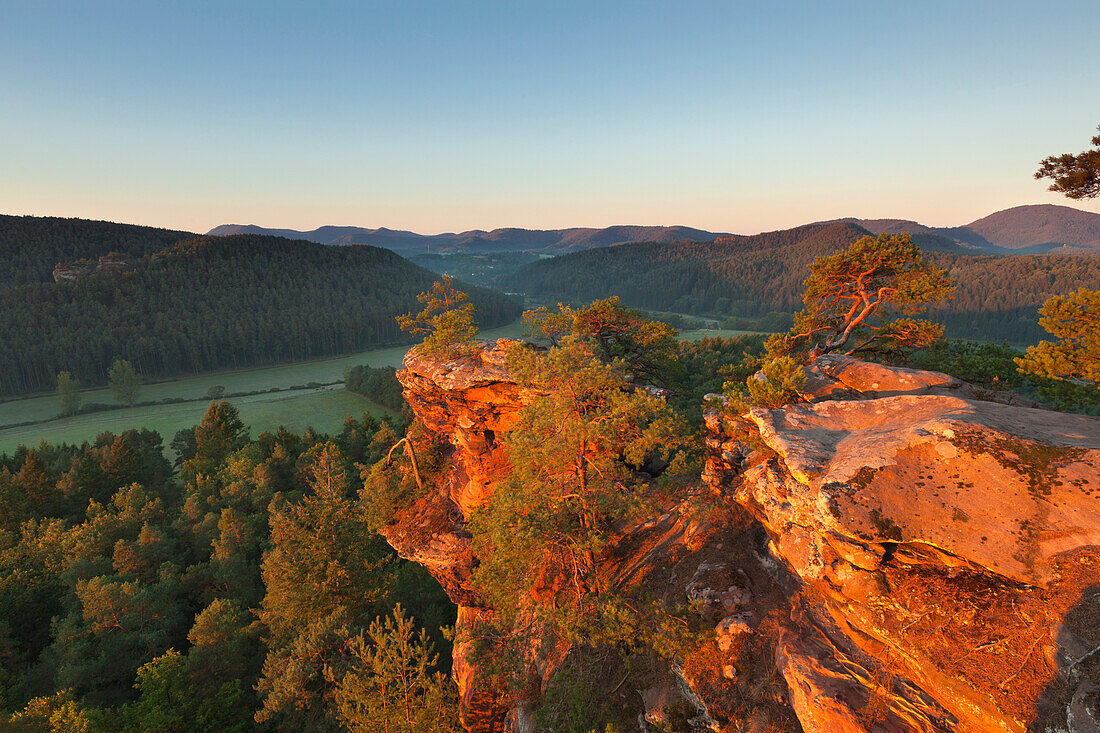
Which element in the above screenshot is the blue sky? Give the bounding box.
[2,1,1098,234]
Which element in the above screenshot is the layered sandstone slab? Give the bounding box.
[706,359,1100,733]
[744,394,1100,585]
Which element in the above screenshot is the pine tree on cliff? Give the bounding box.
[769,232,955,362]
[468,323,686,622]
[521,296,682,386]
[725,233,954,412]
[396,275,480,359]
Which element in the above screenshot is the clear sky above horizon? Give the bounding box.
[3,1,1099,235]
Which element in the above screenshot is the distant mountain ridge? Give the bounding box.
[209,204,1100,254]
[205,223,724,252]
[502,220,1100,344]
[823,204,1100,254]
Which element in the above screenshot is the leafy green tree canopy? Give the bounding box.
[772,233,955,361]
[1035,124,1100,199]
[522,296,681,386]
[107,358,140,407]
[397,275,479,359]
[331,605,459,733]
[470,331,685,619]
[1015,287,1100,387]
[56,371,81,417]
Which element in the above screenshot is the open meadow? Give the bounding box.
[0,322,525,455]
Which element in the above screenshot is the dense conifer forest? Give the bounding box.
[0,403,461,730]
[0,216,195,288]
[503,222,1100,343]
[0,325,793,730]
[0,234,520,396]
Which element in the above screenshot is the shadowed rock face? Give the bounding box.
[390,341,1100,732]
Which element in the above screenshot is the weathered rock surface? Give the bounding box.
[52,252,131,281]
[389,340,802,731]
[799,353,1040,407]
[707,360,1100,732]
[383,341,539,727]
[388,341,1100,732]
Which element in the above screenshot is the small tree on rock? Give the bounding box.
[108,358,141,407]
[396,276,479,359]
[771,233,955,361]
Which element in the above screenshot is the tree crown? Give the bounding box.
[1015,287,1100,387]
[1035,124,1100,200]
[396,275,480,359]
[772,232,954,361]
[521,297,681,386]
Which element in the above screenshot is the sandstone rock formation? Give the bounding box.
[388,339,1100,732]
[707,361,1100,732]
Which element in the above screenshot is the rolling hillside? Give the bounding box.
[503,222,1100,344]
[0,230,520,396]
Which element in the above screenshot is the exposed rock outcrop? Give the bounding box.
[707,361,1100,732]
[388,340,1100,732]
[385,340,540,728]
[52,252,131,281]
[388,341,803,731]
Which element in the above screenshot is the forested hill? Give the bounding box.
[207,223,725,252]
[503,222,1100,344]
[0,235,521,396]
[0,215,195,288]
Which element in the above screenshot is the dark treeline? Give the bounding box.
[0,234,521,396]
[0,403,459,730]
[0,215,195,288]
[504,222,1100,344]
[343,365,405,412]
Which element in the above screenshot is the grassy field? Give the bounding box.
[0,321,763,455]
[0,322,525,455]
[678,327,766,341]
[0,388,386,456]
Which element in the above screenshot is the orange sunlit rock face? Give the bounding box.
[387,340,1100,732]
[706,360,1100,732]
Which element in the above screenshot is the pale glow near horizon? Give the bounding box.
[2,2,1098,235]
